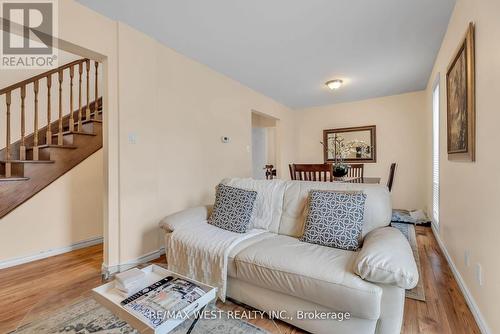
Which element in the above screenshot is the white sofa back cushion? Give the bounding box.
[221,178,287,233]
[279,181,392,238]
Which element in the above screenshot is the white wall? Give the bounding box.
[424,0,500,332]
[251,113,277,179]
[294,91,427,209]
[0,150,103,262]
[252,127,267,179]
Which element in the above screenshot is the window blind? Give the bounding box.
[432,82,440,224]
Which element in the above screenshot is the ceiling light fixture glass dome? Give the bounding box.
[325,79,343,90]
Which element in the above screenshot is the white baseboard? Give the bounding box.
[431,225,491,334]
[101,247,166,278]
[0,236,103,270]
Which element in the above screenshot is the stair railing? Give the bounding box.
[0,58,100,177]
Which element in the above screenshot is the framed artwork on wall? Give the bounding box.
[323,125,376,163]
[446,22,475,161]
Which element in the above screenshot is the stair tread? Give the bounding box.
[26,144,77,150]
[0,176,29,182]
[78,118,103,125]
[64,119,102,130]
[51,131,96,137]
[0,160,55,164]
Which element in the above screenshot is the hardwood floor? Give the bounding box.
[0,227,480,334]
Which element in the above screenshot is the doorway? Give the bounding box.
[251,112,277,179]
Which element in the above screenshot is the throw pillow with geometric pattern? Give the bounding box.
[301,190,367,251]
[208,184,257,233]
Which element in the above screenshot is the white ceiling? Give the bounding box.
[76,0,455,109]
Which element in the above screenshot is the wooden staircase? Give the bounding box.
[0,59,103,218]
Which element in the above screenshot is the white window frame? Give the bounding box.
[432,76,440,227]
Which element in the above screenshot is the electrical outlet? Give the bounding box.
[464,250,470,267]
[476,263,483,286]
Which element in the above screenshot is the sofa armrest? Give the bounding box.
[354,227,418,289]
[159,205,212,233]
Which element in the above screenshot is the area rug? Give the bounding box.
[9,298,268,334]
[391,222,426,301]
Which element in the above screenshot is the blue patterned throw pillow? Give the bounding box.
[301,190,367,251]
[208,184,257,233]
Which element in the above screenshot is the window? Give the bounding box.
[432,79,440,225]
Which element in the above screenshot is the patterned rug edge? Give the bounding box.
[391,222,426,302]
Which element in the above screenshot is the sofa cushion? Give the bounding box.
[232,234,382,319]
[354,227,419,289]
[208,184,257,233]
[228,232,276,277]
[222,178,287,233]
[279,181,391,239]
[301,190,367,251]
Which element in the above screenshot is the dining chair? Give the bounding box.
[347,164,364,182]
[387,163,397,192]
[289,164,333,181]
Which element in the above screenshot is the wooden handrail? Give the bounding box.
[1,57,101,168]
[0,58,88,95]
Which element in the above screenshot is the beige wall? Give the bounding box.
[0,1,295,268]
[294,91,427,209]
[43,1,295,269]
[0,150,103,262]
[53,0,120,268]
[424,0,500,332]
[116,23,295,263]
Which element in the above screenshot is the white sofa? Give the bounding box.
[160,178,418,334]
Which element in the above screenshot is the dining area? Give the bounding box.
[263,124,397,191]
[286,125,396,191]
[288,162,396,191]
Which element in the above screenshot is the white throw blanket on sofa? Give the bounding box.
[167,221,264,301]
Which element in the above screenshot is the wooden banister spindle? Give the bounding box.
[20,85,26,160]
[69,65,75,132]
[33,80,39,160]
[5,92,12,177]
[57,70,63,145]
[78,62,83,132]
[94,61,99,119]
[85,59,90,119]
[46,74,52,145]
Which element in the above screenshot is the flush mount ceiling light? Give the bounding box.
[325,79,343,90]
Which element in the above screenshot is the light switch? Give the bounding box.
[128,133,137,144]
[476,263,483,286]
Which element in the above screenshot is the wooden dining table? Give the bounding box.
[338,176,381,184]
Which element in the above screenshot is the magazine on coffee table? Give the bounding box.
[120,276,206,328]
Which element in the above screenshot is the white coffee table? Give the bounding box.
[92,264,217,334]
